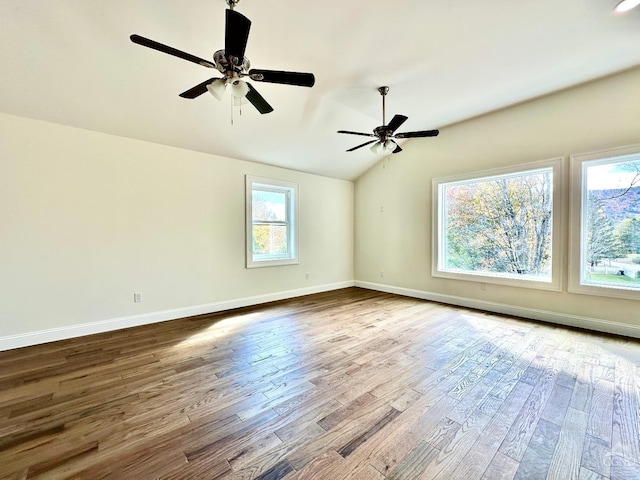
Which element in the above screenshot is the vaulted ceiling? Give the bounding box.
[1,1,639,180]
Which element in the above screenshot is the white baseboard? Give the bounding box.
[5,280,637,352]
[356,281,640,340]
[0,281,355,352]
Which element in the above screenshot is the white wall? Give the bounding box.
[4,65,640,349]
[0,113,353,348]
[355,66,640,336]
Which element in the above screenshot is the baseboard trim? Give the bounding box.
[0,281,355,352]
[355,281,640,339]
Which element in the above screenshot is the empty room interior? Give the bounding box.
[2,1,640,479]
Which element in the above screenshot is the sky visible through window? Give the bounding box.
[587,161,640,190]
[252,190,286,222]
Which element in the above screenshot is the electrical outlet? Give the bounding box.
[305,273,310,280]
[480,283,487,291]
[380,270,384,278]
[133,292,142,303]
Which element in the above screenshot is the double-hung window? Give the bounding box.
[246,175,299,268]
[569,144,640,299]
[432,158,563,290]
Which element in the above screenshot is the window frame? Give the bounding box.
[245,175,299,268]
[432,157,564,291]
[569,143,640,300]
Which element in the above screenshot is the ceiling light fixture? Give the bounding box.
[206,77,249,101]
[370,140,396,155]
[206,79,226,100]
[338,86,439,155]
[230,78,249,98]
[206,77,250,124]
[614,0,640,13]
[130,1,314,116]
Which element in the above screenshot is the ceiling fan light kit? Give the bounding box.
[130,0,315,116]
[206,79,226,100]
[371,140,396,155]
[338,86,440,155]
[229,78,249,98]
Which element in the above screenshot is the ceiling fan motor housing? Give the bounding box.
[213,49,250,75]
[374,125,392,140]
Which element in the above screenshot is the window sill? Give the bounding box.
[246,257,299,269]
[433,269,561,292]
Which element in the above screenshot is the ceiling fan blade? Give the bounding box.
[394,129,440,139]
[225,9,251,63]
[392,142,403,154]
[386,114,408,134]
[179,78,219,99]
[130,34,215,68]
[337,130,376,138]
[245,83,274,114]
[249,69,315,87]
[347,140,377,152]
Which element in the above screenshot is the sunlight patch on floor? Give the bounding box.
[170,311,263,349]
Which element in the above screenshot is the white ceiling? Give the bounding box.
[1,1,640,180]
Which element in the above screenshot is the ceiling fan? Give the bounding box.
[338,86,439,155]
[130,0,315,114]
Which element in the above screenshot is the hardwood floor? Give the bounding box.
[0,287,639,479]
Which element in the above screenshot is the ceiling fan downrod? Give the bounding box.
[378,86,389,127]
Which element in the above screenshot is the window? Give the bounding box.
[246,175,299,268]
[569,144,640,299]
[433,158,563,290]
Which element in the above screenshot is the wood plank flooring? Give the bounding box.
[0,287,639,479]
